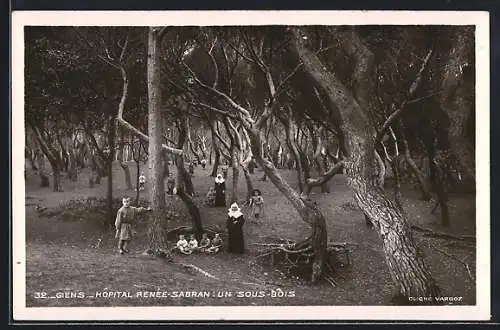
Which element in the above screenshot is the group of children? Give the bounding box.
[136,172,178,196]
[116,166,265,256]
[174,233,222,255]
[206,186,264,219]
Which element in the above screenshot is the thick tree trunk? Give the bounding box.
[290,27,439,302]
[146,27,167,251]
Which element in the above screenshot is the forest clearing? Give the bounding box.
[21,23,479,309]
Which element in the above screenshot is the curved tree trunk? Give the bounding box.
[246,125,327,283]
[290,27,439,302]
[175,115,203,239]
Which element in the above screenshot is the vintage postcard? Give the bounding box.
[12,10,490,321]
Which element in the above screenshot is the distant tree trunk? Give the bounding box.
[132,137,143,205]
[245,124,327,283]
[285,113,305,192]
[440,26,475,182]
[39,172,50,187]
[56,135,69,172]
[242,165,254,201]
[399,122,432,201]
[425,140,449,227]
[107,116,116,225]
[135,159,140,204]
[26,147,39,170]
[67,149,78,181]
[229,146,239,204]
[176,115,203,239]
[162,150,170,179]
[187,118,202,165]
[117,128,133,190]
[30,124,64,192]
[210,132,221,177]
[147,27,167,252]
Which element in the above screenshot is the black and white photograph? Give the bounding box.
[12,10,490,321]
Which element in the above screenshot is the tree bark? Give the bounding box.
[147,27,166,212]
[146,27,167,252]
[290,27,439,302]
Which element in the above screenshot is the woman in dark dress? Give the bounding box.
[226,202,245,254]
[214,173,226,207]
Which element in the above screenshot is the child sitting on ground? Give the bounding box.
[176,234,192,255]
[198,233,211,252]
[205,233,223,254]
[188,234,199,252]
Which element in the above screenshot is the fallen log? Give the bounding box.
[411,224,475,243]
